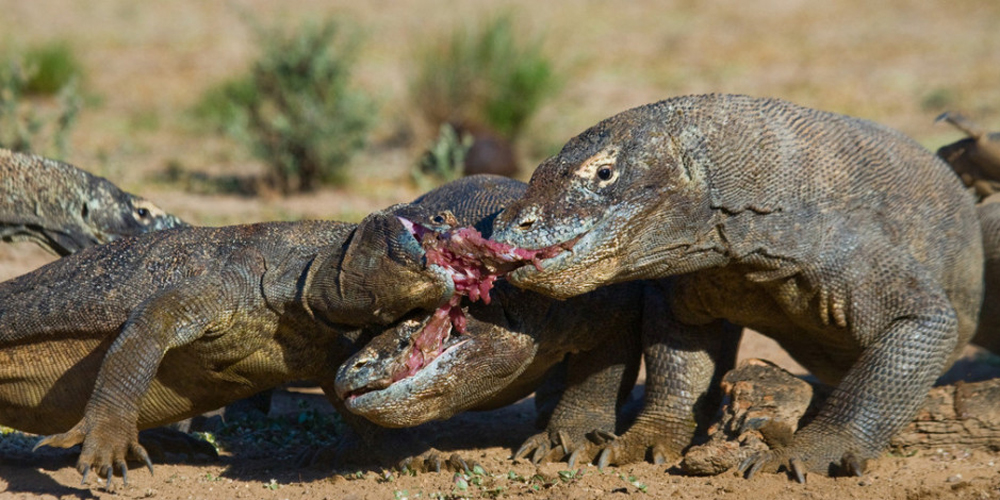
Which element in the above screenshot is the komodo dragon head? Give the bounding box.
[334,303,537,426]
[308,175,555,327]
[0,148,187,255]
[77,175,187,246]
[491,102,718,298]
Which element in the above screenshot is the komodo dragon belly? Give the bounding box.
[0,336,110,434]
[0,322,302,434]
[675,271,864,385]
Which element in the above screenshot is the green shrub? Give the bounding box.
[23,41,83,96]
[0,59,81,159]
[195,18,375,194]
[412,122,473,188]
[411,14,558,140]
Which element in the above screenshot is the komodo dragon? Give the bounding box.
[936,112,1000,198]
[0,179,505,487]
[335,178,653,468]
[0,148,185,255]
[489,94,983,481]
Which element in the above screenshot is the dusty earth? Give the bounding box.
[1,0,1000,498]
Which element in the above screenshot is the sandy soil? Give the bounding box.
[1,0,999,498]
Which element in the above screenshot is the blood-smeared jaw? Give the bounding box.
[335,312,535,427]
[491,200,633,299]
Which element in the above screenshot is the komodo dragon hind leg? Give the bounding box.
[35,273,235,489]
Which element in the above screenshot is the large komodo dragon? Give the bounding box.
[0,177,527,487]
[488,94,983,481]
[0,148,185,255]
[336,178,663,468]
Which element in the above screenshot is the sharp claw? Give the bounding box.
[653,452,666,465]
[531,443,548,464]
[789,458,806,484]
[120,461,128,486]
[597,448,611,470]
[80,464,90,485]
[556,431,572,455]
[431,455,442,473]
[451,454,469,474]
[747,459,766,479]
[592,429,617,444]
[843,452,863,477]
[32,438,49,452]
[135,444,154,475]
[567,449,580,469]
[513,443,531,461]
[737,455,754,474]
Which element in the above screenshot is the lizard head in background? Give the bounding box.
[0,148,187,256]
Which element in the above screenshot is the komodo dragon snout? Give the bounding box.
[309,206,457,326]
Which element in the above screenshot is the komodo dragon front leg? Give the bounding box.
[35,261,249,487]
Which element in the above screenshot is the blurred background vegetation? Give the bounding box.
[0,0,996,230]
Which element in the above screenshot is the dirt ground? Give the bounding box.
[1,0,1000,498]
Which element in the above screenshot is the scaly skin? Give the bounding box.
[335,177,647,470]
[0,148,186,255]
[491,94,983,480]
[0,180,485,487]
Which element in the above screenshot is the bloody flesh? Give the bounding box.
[393,219,569,381]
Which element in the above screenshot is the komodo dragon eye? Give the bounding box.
[597,166,613,181]
[432,214,446,224]
[136,208,150,218]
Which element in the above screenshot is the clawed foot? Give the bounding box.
[513,429,678,469]
[736,434,870,483]
[398,448,481,474]
[513,430,587,466]
[585,429,681,469]
[34,419,152,490]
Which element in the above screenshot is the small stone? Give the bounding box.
[946,474,963,483]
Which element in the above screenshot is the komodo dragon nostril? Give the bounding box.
[519,218,535,230]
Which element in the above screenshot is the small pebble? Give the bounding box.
[946,474,963,483]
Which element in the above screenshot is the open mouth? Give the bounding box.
[341,219,578,400]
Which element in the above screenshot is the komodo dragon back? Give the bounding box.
[0,148,186,256]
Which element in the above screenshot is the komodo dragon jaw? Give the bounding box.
[334,312,536,427]
[335,220,566,423]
